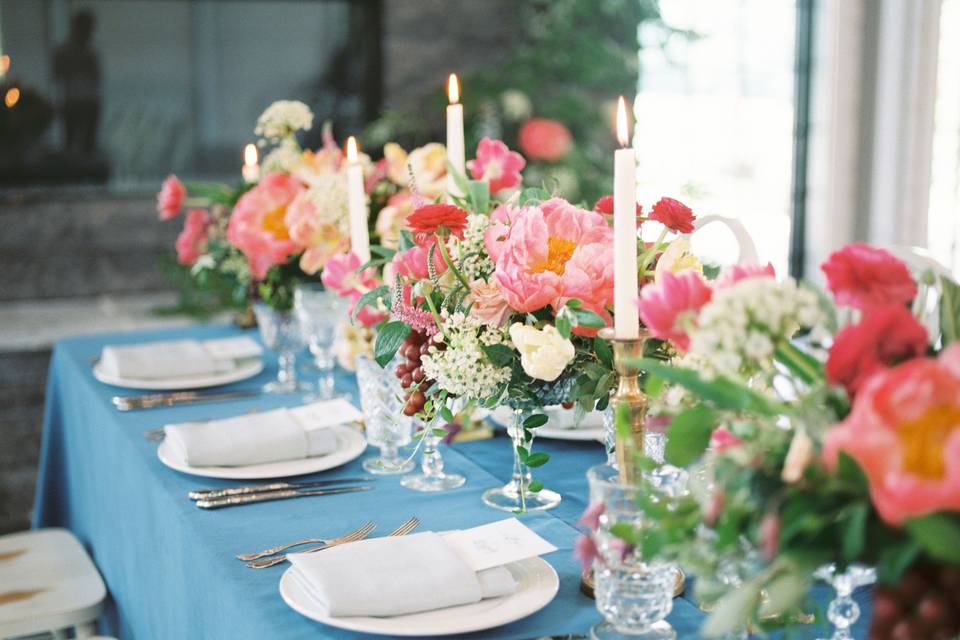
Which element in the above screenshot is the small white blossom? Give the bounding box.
[255,100,313,142]
[421,312,511,401]
[262,138,302,174]
[453,214,495,281]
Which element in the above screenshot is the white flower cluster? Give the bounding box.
[262,138,302,174]
[301,173,350,230]
[689,278,823,377]
[255,100,314,142]
[421,312,512,401]
[456,214,495,281]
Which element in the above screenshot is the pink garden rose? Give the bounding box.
[156,175,186,221]
[321,252,386,327]
[715,262,776,288]
[637,270,713,351]
[175,209,210,265]
[467,138,526,194]
[284,188,350,275]
[492,198,614,325]
[518,118,573,162]
[226,173,304,280]
[822,344,960,525]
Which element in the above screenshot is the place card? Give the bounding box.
[443,518,557,572]
[289,399,363,428]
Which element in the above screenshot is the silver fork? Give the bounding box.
[245,521,376,569]
[246,517,419,569]
[236,519,375,562]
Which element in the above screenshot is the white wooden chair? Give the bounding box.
[0,528,112,640]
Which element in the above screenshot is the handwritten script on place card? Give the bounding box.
[443,518,557,572]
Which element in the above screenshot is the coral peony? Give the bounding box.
[467,138,526,194]
[157,175,186,221]
[226,173,303,280]
[175,209,210,265]
[826,304,928,399]
[518,118,572,162]
[494,198,614,321]
[823,344,960,525]
[637,270,713,352]
[821,243,917,310]
[390,243,448,281]
[284,180,350,275]
[715,262,776,288]
[483,203,528,264]
[406,203,469,245]
[649,197,696,234]
[321,252,386,327]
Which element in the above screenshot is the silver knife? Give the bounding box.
[113,389,260,411]
[195,485,372,509]
[188,477,373,501]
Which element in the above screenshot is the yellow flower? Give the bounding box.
[654,237,702,283]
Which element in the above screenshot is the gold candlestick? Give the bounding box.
[599,327,649,484]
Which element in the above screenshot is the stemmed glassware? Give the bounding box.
[481,408,561,512]
[293,284,349,401]
[814,564,877,640]
[355,355,414,474]
[400,406,466,492]
[253,302,308,394]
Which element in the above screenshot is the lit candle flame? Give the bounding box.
[243,143,257,167]
[0,55,9,76]
[346,136,359,163]
[616,96,629,147]
[4,87,20,108]
[447,74,460,105]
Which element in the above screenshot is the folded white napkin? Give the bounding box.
[288,531,517,617]
[164,399,362,467]
[100,337,262,380]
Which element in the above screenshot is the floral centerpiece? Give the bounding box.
[578,243,960,638]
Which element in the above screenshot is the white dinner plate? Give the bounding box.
[157,424,366,479]
[489,406,605,442]
[93,356,264,391]
[279,556,559,636]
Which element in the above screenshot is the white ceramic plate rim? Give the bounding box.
[278,556,559,636]
[93,356,264,391]
[157,424,366,479]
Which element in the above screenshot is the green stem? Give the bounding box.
[422,292,449,340]
[774,340,823,385]
[638,227,669,275]
[435,237,472,291]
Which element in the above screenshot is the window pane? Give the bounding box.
[634,0,796,274]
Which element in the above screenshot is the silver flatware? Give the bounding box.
[191,477,373,502]
[246,517,419,569]
[195,485,371,510]
[246,521,378,569]
[238,521,376,562]
[114,389,260,412]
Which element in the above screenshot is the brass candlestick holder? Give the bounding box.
[598,327,649,484]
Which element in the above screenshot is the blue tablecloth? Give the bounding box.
[33,324,871,639]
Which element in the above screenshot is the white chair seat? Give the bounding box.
[0,528,107,639]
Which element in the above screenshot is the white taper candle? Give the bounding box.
[345,136,370,264]
[613,96,640,340]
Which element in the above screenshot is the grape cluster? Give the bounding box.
[870,565,960,640]
[395,331,439,416]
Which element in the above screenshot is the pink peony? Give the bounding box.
[467,138,526,194]
[715,262,776,288]
[284,189,350,275]
[493,198,614,324]
[822,344,960,525]
[175,209,210,265]
[821,243,917,310]
[637,270,713,351]
[157,175,186,221]
[518,118,573,162]
[321,252,386,327]
[483,203,528,264]
[226,173,303,280]
[390,243,448,281]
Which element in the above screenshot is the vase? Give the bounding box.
[400,417,466,492]
[481,407,561,513]
[253,303,308,394]
[355,355,414,475]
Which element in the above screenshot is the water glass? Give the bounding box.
[293,284,349,401]
[253,303,307,394]
[587,464,678,640]
[356,355,414,474]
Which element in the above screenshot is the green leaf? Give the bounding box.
[481,343,514,367]
[877,539,922,583]
[836,452,869,493]
[439,405,455,423]
[609,522,641,545]
[525,452,550,468]
[569,307,607,328]
[757,569,809,618]
[635,358,785,416]
[369,245,396,259]
[555,314,572,339]
[523,414,549,429]
[939,276,960,345]
[565,299,583,309]
[701,580,762,638]
[516,446,529,462]
[447,161,470,199]
[528,480,544,492]
[644,374,665,399]
[841,503,868,562]
[904,513,960,564]
[593,336,613,368]
[373,321,411,367]
[664,405,716,467]
[466,180,490,215]
[431,428,447,437]
[351,285,389,322]
[398,230,416,251]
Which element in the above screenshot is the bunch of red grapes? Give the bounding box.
[395,330,441,416]
[870,565,960,640]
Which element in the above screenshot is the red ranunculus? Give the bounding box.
[593,195,642,217]
[821,243,917,310]
[405,203,469,246]
[518,118,572,162]
[649,197,696,234]
[826,304,928,398]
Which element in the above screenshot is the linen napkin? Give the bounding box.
[99,337,262,380]
[287,531,518,617]
[164,399,362,467]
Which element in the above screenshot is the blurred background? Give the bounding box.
[0,0,957,533]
